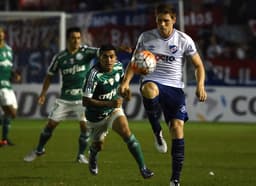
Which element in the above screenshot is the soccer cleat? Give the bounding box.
[88,152,98,175]
[170,179,180,186]
[0,140,7,147]
[140,167,154,179]
[23,148,45,162]
[154,131,167,153]
[76,154,88,164]
[0,139,15,147]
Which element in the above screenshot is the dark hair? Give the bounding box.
[99,44,117,55]
[155,3,176,17]
[66,27,81,39]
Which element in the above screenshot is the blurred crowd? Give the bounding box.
[1,0,256,61]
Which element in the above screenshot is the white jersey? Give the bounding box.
[134,28,197,88]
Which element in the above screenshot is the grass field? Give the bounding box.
[0,119,255,186]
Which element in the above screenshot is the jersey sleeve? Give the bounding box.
[82,45,100,58]
[83,67,98,98]
[131,33,145,61]
[47,54,59,76]
[184,34,197,56]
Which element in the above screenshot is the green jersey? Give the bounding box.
[0,43,13,89]
[83,61,124,122]
[48,45,98,101]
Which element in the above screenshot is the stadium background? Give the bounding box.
[0,0,255,123]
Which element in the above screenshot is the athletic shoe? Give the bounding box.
[0,139,15,147]
[170,179,180,186]
[140,167,154,179]
[154,131,167,153]
[77,154,88,164]
[88,152,98,175]
[23,148,45,162]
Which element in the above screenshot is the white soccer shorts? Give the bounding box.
[48,98,86,122]
[0,88,18,109]
[86,108,125,142]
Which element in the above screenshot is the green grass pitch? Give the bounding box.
[0,119,256,186]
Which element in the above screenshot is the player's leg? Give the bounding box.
[88,140,102,175]
[24,99,65,162]
[111,109,154,179]
[0,105,16,146]
[0,89,17,146]
[77,120,90,163]
[75,104,90,163]
[141,81,167,153]
[87,120,108,175]
[161,87,187,185]
[36,119,59,152]
[169,119,184,185]
[23,119,59,162]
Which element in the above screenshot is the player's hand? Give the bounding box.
[38,94,46,105]
[11,71,21,83]
[118,86,131,101]
[196,86,207,102]
[118,45,133,53]
[112,97,123,108]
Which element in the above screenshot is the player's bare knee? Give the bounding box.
[141,82,159,99]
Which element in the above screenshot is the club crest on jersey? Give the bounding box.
[169,45,178,54]
[115,73,120,83]
[147,45,155,51]
[108,78,114,86]
[76,53,83,60]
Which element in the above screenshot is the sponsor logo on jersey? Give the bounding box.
[98,89,117,100]
[155,54,175,63]
[169,45,178,54]
[62,64,85,75]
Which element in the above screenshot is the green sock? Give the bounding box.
[78,132,90,156]
[125,134,145,169]
[36,126,53,152]
[2,117,11,140]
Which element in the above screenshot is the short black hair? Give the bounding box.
[155,3,176,17]
[99,44,117,55]
[66,27,81,39]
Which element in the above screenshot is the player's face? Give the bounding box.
[99,50,117,72]
[156,13,176,38]
[0,29,5,43]
[68,32,81,51]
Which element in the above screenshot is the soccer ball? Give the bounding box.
[131,50,157,75]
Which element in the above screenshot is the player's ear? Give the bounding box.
[171,14,176,23]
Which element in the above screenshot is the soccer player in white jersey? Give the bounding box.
[119,3,207,186]
[24,27,99,163]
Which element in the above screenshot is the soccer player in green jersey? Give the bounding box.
[24,27,98,163]
[0,27,21,147]
[82,44,154,179]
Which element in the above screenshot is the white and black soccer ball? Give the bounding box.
[131,50,157,75]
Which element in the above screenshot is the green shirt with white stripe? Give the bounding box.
[48,45,98,101]
[0,43,13,90]
[83,61,124,122]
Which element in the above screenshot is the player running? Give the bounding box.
[83,44,154,179]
